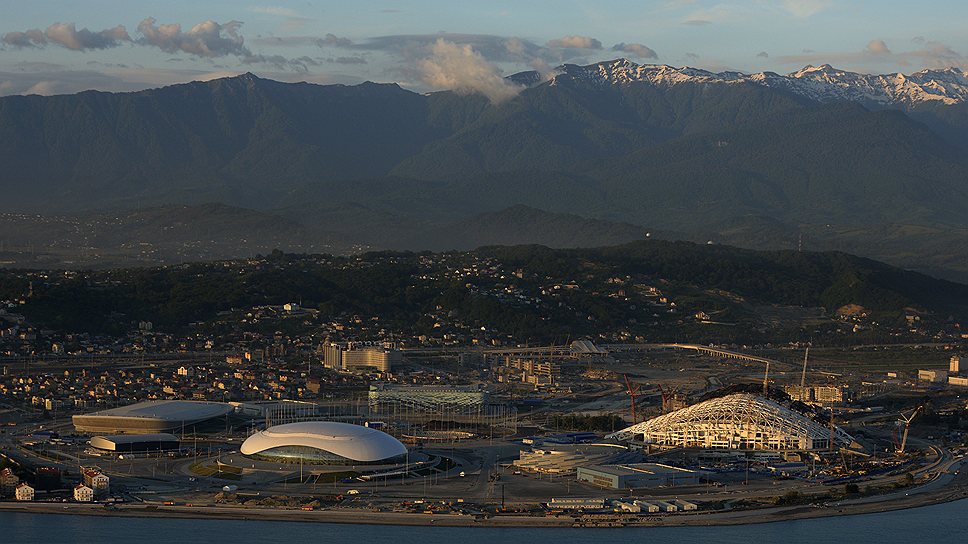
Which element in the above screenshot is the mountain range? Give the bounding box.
[538,59,968,107]
[2,59,968,280]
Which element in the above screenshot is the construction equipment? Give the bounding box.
[897,406,922,454]
[623,374,642,424]
[828,406,836,452]
[658,384,677,414]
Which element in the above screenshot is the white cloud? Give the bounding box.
[2,23,130,51]
[24,81,59,96]
[777,39,968,71]
[3,18,342,73]
[418,39,522,103]
[0,69,139,96]
[547,35,602,50]
[46,23,131,51]
[1,28,47,48]
[612,42,658,59]
[137,18,248,57]
[865,40,891,55]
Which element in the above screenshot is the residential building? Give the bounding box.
[15,483,34,501]
[83,470,109,496]
[322,342,400,372]
[919,369,948,383]
[0,467,19,496]
[73,484,94,502]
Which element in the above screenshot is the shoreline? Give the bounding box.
[2,480,966,528]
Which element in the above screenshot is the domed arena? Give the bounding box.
[240,421,408,465]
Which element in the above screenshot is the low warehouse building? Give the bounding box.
[90,433,180,453]
[576,463,702,489]
[548,497,606,510]
[514,444,640,475]
[633,500,659,513]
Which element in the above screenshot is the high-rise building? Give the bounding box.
[951,355,961,374]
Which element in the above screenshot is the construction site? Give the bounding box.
[3,341,966,525]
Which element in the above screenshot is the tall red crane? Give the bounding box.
[623,374,642,424]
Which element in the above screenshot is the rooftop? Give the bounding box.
[77,400,234,422]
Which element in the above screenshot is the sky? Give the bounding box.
[1,1,967,97]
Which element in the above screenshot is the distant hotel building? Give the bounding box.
[784,384,845,405]
[500,357,561,385]
[322,342,401,373]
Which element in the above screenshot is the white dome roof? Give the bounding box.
[240,421,407,462]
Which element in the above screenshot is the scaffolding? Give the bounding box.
[367,384,517,437]
[608,394,853,451]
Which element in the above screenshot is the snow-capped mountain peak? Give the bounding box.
[530,58,968,107]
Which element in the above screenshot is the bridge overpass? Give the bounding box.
[602,342,792,371]
[403,341,788,370]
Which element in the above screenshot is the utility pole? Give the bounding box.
[800,347,810,390]
[762,361,770,396]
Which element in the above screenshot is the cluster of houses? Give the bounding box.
[0,466,108,502]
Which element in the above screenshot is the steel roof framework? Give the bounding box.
[608,394,853,451]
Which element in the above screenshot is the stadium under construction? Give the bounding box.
[608,392,856,452]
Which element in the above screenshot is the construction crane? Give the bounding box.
[897,406,922,455]
[658,383,678,413]
[623,374,642,424]
[828,406,836,452]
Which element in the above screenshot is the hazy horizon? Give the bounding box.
[2,1,967,97]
